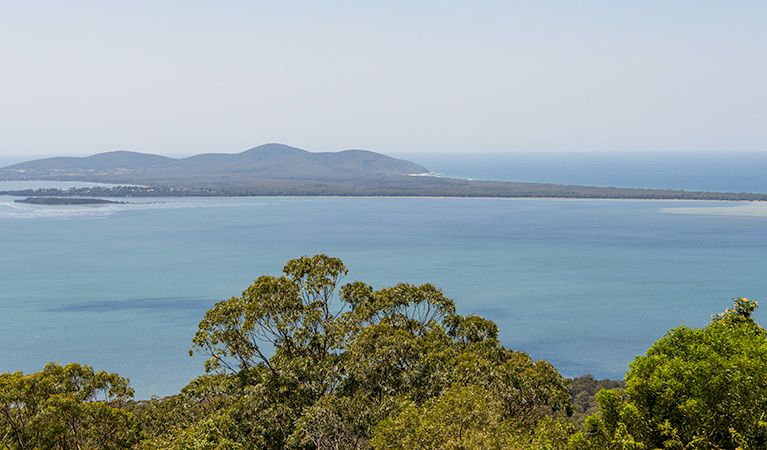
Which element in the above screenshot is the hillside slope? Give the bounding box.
[4,144,766,201]
[0,143,428,186]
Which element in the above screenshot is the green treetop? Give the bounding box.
[177,254,573,449]
[574,298,767,450]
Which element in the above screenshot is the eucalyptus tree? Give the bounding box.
[180,254,572,449]
[0,362,140,450]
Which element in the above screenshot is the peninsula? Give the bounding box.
[2,143,766,201]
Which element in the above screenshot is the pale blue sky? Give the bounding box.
[1,1,765,157]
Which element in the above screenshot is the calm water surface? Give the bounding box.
[2,193,766,398]
[397,151,767,193]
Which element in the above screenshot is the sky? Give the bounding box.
[1,1,766,157]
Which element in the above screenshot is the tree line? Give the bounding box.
[3,178,767,201]
[1,255,765,449]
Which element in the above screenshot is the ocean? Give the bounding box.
[395,151,767,193]
[1,151,766,399]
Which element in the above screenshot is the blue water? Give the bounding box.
[2,151,767,398]
[396,151,767,193]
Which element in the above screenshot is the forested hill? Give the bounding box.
[0,143,429,186]
[3,144,767,200]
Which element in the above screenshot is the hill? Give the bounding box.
[7,151,178,171]
[0,143,428,186]
[3,144,767,201]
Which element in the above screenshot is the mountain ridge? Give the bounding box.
[4,144,767,201]
[0,143,429,186]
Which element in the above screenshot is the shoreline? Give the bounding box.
[3,192,765,203]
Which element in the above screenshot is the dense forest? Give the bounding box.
[1,256,764,449]
[4,181,767,201]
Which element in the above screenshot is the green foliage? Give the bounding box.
[128,394,204,446]
[711,296,759,326]
[371,384,522,450]
[140,411,246,450]
[573,298,767,450]
[186,254,574,449]
[626,298,767,449]
[0,362,140,449]
[192,254,348,376]
[569,374,625,425]
[372,385,575,450]
[291,394,386,450]
[572,389,644,450]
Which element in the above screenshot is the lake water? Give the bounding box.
[2,151,767,399]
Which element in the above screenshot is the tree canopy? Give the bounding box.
[178,254,573,449]
[0,362,140,450]
[1,257,764,450]
[574,298,767,450]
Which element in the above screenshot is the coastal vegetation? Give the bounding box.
[4,182,767,202]
[0,255,764,449]
[14,197,128,205]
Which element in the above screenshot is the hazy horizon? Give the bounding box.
[2,1,765,157]
[2,146,767,167]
